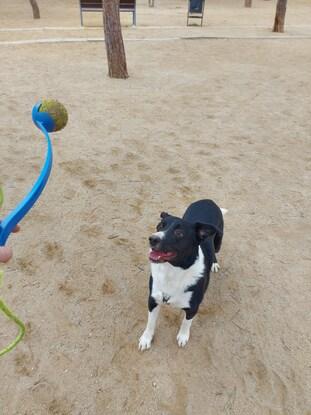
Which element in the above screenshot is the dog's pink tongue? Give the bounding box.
[149,250,174,262]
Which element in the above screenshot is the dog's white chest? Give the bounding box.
[150,248,204,309]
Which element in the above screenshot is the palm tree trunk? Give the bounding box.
[29,0,40,19]
[273,0,288,32]
[103,0,129,79]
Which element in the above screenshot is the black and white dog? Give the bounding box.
[139,199,227,350]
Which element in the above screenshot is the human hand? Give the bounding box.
[0,225,20,263]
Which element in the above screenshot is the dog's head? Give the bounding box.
[149,212,217,264]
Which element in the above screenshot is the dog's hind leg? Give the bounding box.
[213,207,227,268]
[214,231,223,253]
[211,261,220,272]
[211,231,224,272]
[201,238,220,272]
[208,239,220,272]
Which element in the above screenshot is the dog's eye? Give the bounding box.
[174,229,184,238]
[157,221,165,230]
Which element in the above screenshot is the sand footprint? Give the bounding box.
[31,379,74,414]
[124,151,140,162]
[102,279,116,295]
[243,357,289,413]
[14,349,38,377]
[42,241,64,261]
[80,224,102,238]
[60,159,104,178]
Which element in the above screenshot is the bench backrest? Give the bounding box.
[80,0,135,10]
[120,0,135,10]
[80,0,102,9]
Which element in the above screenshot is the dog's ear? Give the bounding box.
[160,212,169,219]
[195,223,222,241]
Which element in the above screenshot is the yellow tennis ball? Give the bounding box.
[39,99,68,132]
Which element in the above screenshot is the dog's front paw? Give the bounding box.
[211,262,220,273]
[139,331,153,351]
[177,331,190,348]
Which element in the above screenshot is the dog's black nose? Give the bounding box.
[149,235,161,247]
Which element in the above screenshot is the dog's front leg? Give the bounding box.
[177,308,197,347]
[139,297,161,351]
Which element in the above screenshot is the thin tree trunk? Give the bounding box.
[29,0,40,19]
[245,0,252,8]
[273,0,287,32]
[103,0,128,79]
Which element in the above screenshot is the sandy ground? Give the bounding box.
[0,1,311,414]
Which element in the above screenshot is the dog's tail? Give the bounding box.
[220,208,228,216]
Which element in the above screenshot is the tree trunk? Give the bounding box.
[244,0,252,8]
[103,0,128,79]
[29,0,40,19]
[273,0,287,32]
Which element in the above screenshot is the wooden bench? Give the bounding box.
[187,0,205,26]
[79,0,136,26]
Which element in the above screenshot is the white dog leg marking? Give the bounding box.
[152,291,163,304]
[211,262,220,273]
[177,317,193,347]
[139,306,160,351]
